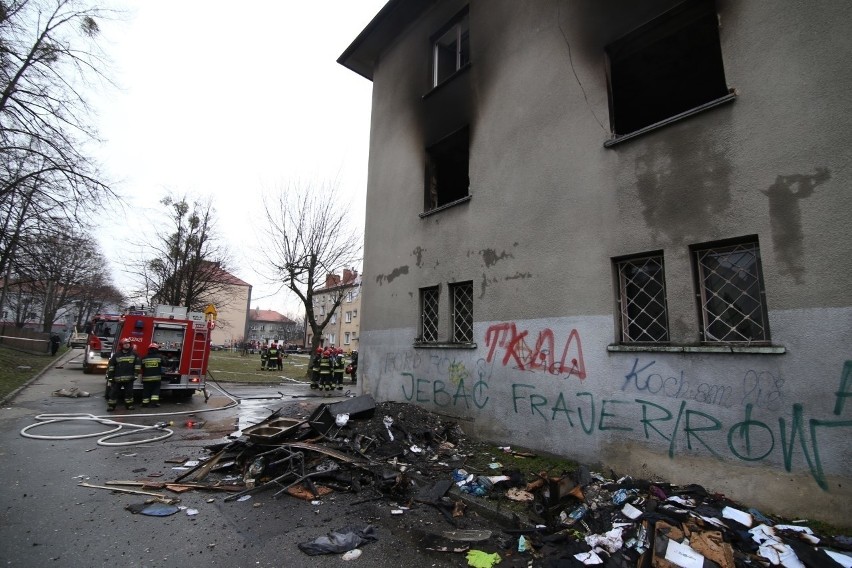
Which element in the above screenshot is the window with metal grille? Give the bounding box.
[616,254,670,343]
[450,281,474,343]
[420,286,440,342]
[692,239,769,343]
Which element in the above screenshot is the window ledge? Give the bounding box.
[419,195,471,218]
[413,341,478,350]
[423,63,472,100]
[607,343,786,355]
[604,91,737,148]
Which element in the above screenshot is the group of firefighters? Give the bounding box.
[310,347,357,394]
[107,338,360,411]
[105,338,164,411]
[258,342,287,371]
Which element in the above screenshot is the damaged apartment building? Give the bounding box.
[337,0,852,525]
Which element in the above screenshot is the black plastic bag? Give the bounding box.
[297,525,378,556]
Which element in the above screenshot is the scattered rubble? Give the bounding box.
[95,396,851,566]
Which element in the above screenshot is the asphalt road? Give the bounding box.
[0,350,514,568]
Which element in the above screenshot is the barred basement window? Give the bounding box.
[615,254,670,343]
[420,286,440,342]
[450,281,473,343]
[692,238,769,343]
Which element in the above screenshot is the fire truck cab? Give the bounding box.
[107,304,213,401]
[82,313,123,374]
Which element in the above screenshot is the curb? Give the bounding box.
[0,348,79,407]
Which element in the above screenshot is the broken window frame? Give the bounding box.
[691,237,770,344]
[419,286,440,343]
[424,125,470,213]
[615,253,670,344]
[449,281,474,343]
[603,0,734,147]
[432,8,470,88]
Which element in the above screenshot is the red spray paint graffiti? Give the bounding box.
[484,322,586,379]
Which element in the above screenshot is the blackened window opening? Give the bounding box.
[606,0,729,136]
[425,127,469,210]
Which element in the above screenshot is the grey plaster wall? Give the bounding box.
[356,0,852,525]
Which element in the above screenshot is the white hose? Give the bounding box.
[20,383,240,446]
[20,413,174,446]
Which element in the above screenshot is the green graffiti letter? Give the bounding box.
[834,361,852,416]
[576,392,595,434]
[684,410,722,457]
[433,380,450,407]
[551,392,576,426]
[401,373,414,401]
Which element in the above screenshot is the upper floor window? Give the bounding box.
[420,286,440,342]
[691,237,769,343]
[345,311,352,323]
[353,309,358,318]
[605,0,730,139]
[426,126,470,211]
[344,332,351,345]
[615,253,670,343]
[346,290,354,302]
[330,314,337,324]
[450,281,474,343]
[432,9,469,87]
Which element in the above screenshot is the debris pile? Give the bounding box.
[108,397,851,565]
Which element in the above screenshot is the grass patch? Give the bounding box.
[206,350,313,384]
[0,344,63,401]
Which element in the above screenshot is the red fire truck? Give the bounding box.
[104,304,214,400]
[82,313,123,374]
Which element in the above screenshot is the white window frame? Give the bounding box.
[432,9,470,87]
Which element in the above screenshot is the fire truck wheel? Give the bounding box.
[173,389,195,400]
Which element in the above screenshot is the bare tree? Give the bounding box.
[0,0,119,308]
[138,194,234,312]
[11,222,106,332]
[259,181,362,355]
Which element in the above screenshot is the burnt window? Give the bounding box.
[605,0,730,138]
[432,9,470,87]
[425,126,469,211]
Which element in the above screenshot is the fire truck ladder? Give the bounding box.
[189,326,210,402]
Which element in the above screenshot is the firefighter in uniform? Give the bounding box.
[310,347,322,390]
[333,348,345,390]
[267,342,279,371]
[319,348,333,394]
[106,338,141,411]
[260,343,269,370]
[140,343,164,407]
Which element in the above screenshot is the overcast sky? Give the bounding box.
[93,1,386,316]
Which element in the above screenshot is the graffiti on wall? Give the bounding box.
[620,358,786,411]
[484,322,586,379]
[385,328,852,491]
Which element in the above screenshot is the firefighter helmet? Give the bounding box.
[148,343,159,350]
[316,347,323,354]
